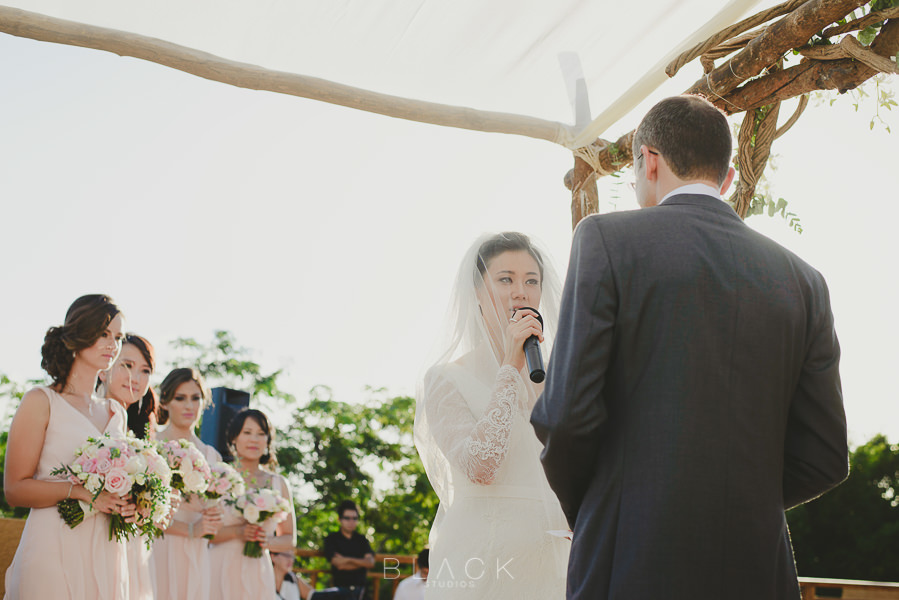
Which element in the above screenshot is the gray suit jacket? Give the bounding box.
[531,194,848,600]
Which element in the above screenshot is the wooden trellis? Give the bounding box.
[567,0,899,227]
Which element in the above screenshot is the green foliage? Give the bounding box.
[818,75,896,133]
[858,0,899,45]
[788,435,899,581]
[277,385,436,556]
[165,332,437,565]
[747,196,803,233]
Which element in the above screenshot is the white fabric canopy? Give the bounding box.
[2,0,781,146]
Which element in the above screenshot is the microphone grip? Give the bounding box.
[524,337,545,383]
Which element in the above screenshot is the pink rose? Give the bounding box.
[104,468,132,496]
[95,458,113,474]
[97,448,111,461]
[111,457,127,469]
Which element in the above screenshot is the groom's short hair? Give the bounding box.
[633,95,732,186]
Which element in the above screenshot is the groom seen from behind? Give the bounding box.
[531,95,848,600]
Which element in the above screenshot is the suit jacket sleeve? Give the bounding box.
[531,216,617,527]
[783,275,848,509]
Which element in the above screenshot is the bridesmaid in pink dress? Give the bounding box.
[152,367,225,600]
[209,409,297,600]
[97,333,159,600]
[4,294,135,599]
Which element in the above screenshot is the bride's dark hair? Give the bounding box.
[475,231,545,282]
[41,294,122,390]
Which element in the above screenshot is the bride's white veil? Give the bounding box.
[431,231,561,371]
[414,231,564,555]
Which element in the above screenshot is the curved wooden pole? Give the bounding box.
[0,6,573,146]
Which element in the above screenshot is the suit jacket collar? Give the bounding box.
[660,193,742,222]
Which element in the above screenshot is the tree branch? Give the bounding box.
[686,0,869,101]
[719,18,899,111]
[822,5,899,37]
[667,0,808,77]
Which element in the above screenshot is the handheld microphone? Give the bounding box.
[517,307,545,383]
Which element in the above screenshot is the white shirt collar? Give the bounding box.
[659,183,722,205]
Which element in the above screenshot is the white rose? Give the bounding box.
[83,445,98,459]
[243,505,261,524]
[182,470,208,494]
[85,474,102,494]
[125,455,147,475]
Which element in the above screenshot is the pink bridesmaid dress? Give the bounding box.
[152,442,222,600]
[4,387,129,599]
[208,475,277,599]
[126,529,155,600]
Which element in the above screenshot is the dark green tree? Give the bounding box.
[788,434,899,581]
[275,385,436,556]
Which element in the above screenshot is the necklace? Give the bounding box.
[61,388,96,417]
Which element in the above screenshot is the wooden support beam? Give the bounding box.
[0,6,572,145]
[568,156,599,230]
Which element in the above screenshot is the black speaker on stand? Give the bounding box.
[200,387,250,461]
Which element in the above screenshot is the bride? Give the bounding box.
[415,232,569,599]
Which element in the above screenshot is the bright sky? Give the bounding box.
[1,24,897,446]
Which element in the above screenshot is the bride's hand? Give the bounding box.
[502,308,543,371]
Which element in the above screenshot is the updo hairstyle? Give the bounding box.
[41,294,121,389]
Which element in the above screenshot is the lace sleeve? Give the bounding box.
[425,365,527,485]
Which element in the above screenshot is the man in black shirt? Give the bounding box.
[322,500,375,597]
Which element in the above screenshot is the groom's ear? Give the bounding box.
[642,145,660,182]
[719,166,736,196]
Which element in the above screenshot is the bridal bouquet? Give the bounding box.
[200,461,246,539]
[156,439,212,498]
[51,433,173,546]
[232,487,290,558]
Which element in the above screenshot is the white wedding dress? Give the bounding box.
[417,343,569,599]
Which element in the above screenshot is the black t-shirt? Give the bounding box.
[323,531,374,587]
